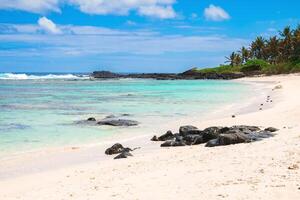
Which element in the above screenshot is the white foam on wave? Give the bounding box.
[0,73,89,80]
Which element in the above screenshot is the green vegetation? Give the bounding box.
[198,25,300,75]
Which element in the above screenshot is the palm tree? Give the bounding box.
[233,54,242,66]
[250,37,266,59]
[239,46,250,63]
[265,36,279,64]
[292,25,300,61]
[225,52,237,66]
[279,26,293,61]
[225,52,242,66]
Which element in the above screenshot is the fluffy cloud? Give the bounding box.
[0,0,60,13]
[0,0,177,19]
[204,4,230,21]
[38,17,62,34]
[69,0,176,19]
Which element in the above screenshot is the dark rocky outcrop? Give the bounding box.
[97,119,139,127]
[91,71,122,79]
[152,125,278,148]
[91,69,246,80]
[178,69,245,80]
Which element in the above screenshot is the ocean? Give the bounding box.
[0,73,251,156]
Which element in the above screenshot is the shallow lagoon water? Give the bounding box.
[0,76,251,155]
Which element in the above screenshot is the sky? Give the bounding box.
[0,0,299,73]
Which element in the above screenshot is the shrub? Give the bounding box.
[241,59,270,72]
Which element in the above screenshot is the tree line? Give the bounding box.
[225,26,300,67]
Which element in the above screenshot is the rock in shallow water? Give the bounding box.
[97,119,139,127]
[87,117,96,121]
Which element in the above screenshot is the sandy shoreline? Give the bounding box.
[0,74,299,199]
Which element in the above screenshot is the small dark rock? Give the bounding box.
[232,115,236,118]
[151,135,159,141]
[87,117,96,121]
[264,127,279,132]
[114,151,133,159]
[105,143,127,155]
[157,130,174,141]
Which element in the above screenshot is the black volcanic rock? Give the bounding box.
[87,117,96,121]
[264,127,279,132]
[154,125,276,148]
[92,71,122,79]
[161,140,186,147]
[114,151,133,159]
[105,143,127,155]
[97,119,139,127]
[91,68,245,80]
[157,130,174,141]
[179,125,201,136]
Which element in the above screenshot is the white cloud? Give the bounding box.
[0,0,177,19]
[69,0,177,19]
[204,4,230,21]
[138,5,176,19]
[0,0,60,13]
[38,17,62,34]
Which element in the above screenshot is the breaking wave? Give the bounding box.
[0,73,89,80]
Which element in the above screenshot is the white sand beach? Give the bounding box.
[0,74,300,200]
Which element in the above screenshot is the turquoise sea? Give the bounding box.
[0,73,251,156]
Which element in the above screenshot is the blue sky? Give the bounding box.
[0,0,299,73]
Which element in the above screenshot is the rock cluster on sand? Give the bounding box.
[152,125,278,147]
